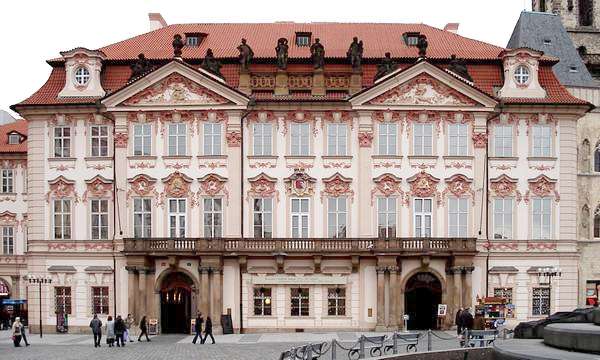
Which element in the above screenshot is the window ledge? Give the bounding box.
[48,157,76,162]
[84,156,112,161]
[285,155,316,159]
[321,315,352,319]
[527,157,557,161]
[128,155,157,160]
[442,155,474,160]
[197,155,227,159]
[323,155,353,160]
[407,155,437,160]
[247,315,277,319]
[164,155,192,160]
[489,157,519,161]
[248,155,278,160]
[372,155,402,159]
[284,316,315,320]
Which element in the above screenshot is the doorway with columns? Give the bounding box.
[404,272,442,330]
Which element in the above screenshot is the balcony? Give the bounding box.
[122,237,477,256]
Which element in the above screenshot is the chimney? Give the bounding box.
[149,13,167,31]
[443,23,459,34]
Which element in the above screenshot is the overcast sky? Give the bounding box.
[0,0,531,117]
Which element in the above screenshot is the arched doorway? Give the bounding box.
[160,272,193,333]
[404,272,442,330]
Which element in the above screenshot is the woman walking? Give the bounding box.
[106,316,115,347]
[201,316,215,344]
[137,315,151,342]
[125,314,135,342]
[114,315,126,347]
[11,317,23,347]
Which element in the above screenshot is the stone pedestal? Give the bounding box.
[275,70,289,96]
[312,69,325,96]
[349,72,362,95]
[239,71,251,95]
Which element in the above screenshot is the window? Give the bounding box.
[532,197,552,240]
[448,123,468,156]
[90,199,109,240]
[253,287,272,316]
[494,125,513,157]
[253,198,273,238]
[327,288,346,316]
[327,124,348,156]
[295,32,311,47]
[494,287,513,304]
[54,127,71,158]
[378,123,397,156]
[91,287,109,315]
[168,123,187,156]
[203,123,222,156]
[53,199,71,240]
[377,197,396,238]
[569,66,579,73]
[186,36,200,47]
[448,197,468,237]
[1,169,13,193]
[168,198,186,238]
[203,198,223,238]
[514,66,530,85]
[579,0,594,27]
[532,125,552,157]
[55,287,72,315]
[494,198,513,239]
[414,198,432,237]
[8,133,20,144]
[253,123,272,156]
[90,125,109,157]
[594,205,600,238]
[413,123,433,156]
[594,147,600,172]
[290,123,310,156]
[291,198,309,238]
[327,197,347,238]
[74,67,90,86]
[2,227,13,255]
[403,32,420,46]
[133,124,151,156]
[532,287,551,316]
[133,198,152,238]
[290,288,309,316]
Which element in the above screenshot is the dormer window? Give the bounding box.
[58,47,106,98]
[8,133,21,144]
[403,32,420,46]
[498,48,546,99]
[295,32,311,47]
[514,65,530,85]
[185,33,202,47]
[569,66,579,73]
[74,67,90,86]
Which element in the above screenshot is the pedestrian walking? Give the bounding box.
[455,307,463,335]
[20,319,29,347]
[192,313,203,344]
[89,314,103,347]
[11,317,22,347]
[201,316,215,344]
[137,315,151,342]
[125,314,135,342]
[115,315,126,347]
[106,316,115,347]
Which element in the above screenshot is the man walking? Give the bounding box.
[114,315,126,347]
[201,316,215,344]
[89,314,103,347]
[137,315,151,342]
[20,319,29,347]
[192,313,203,344]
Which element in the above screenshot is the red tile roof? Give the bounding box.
[0,120,27,154]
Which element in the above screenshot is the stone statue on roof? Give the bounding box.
[347,37,364,72]
[172,34,184,58]
[237,38,254,72]
[417,34,428,58]
[201,49,223,77]
[448,54,473,82]
[310,38,325,70]
[374,52,397,81]
[275,38,289,70]
[130,53,153,81]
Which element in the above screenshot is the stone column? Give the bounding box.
[10,275,21,299]
[389,268,398,329]
[376,267,386,330]
[200,268,210,316]
[212,269,223,333]
[462,267,474,310]
[126,267,137,316]
[453,269,462,311]
[138,269,147,317]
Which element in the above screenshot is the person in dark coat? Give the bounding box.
[137,315,151,342]
[455,308,464,335]
[201,316,215,344]
[192,313,204,344]
[460,308,475,332]
[114,315,126,347]
[89,314,103,347]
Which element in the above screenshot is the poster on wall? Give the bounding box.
[437,304,447,316]
[148,318,158,335]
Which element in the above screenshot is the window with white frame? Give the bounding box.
[327,123,348,156]
[253,198,273,238]
[203,123,222,156]
[378,123,397,156]
[53,199,71,239]
[8,133,20,144]
[291,198,309,238]
[532,287,550,316]
[2,226,13,255]
[448,123,468,156]
[532,197,552,240]
[327,197,347,238]
[413,123,433,156]
[90,125,109,157]
[494,125,513,157]
[133,198,152,238]
[493,198,513,239]
[253,123,272,156]
[290,123,310,156]
[54,127,71,158]
[377,197,396,238]
[55,286,72,314]
[532,125,552,157]
[1,169,13,193]
[514,65,530,85]
[327,288,346,316]
[448,197,468,237]
[90,199,109,240]
[290,287,309,316]
[414,198,432,237]
[168,198,186,238]
[133,124,152,156]
[203,198,223,237]
[253,287,272,316]
[91,286,109,315]
[74,67,90,86]
[168,123,187,156]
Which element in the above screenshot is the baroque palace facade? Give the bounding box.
[1,15,592,333]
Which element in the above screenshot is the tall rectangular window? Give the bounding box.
[203,123,222,156]
[327,197,347,238]
[448,123,468,156]
[413,123,433,156]
[90,199,109,240]
[133,124,152,156]
[133,198,152,238]
[448,197,468,237]
[377,197,396,238]
[54,127,71,158]
[327,124,348,156]
[414,198,432,237]
[290,123,310,156]
[291,198,309,238]
[168,123,187,156]
[2,226,14,255]
[378,123,397,156]
[253,123,272,156]
[290,288,309,316]
[532,197,552,239]
[327,288,346,316]
[253,287,272,316]
[253,198,273,238]
[90,125,109,157]
[53,199,71,240]
[91,286,109,315]
[532,287,550,316]
[494,198,513,239]
[55,287,72,315]
[168,198,186,238]
[203,198,223,238]
[532,125,552,157]
[1,169,13,193]
[494,125,513,157]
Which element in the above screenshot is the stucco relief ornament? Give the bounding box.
[161,171,193,206]
[127,174,157,200]
[408,172,439,198]
[321,173,354,202]
[226,131,242,147]
[472,131,488,148]
[83,176,113,202]
[358,131,374,147]
[527,175,559,202]
[490,174,521,201]
[282,111,317,135]
[46,176,79,203]
[370,173,403,205]
[285,169,316,196]
[247,173,278,201]
[112,132,127,148]
[0,211,16,225]
[198,174,227,196]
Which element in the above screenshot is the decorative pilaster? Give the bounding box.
[138,269,147,316]
[462,266,474,309]
[238,70,251,95]
[211,269,223,333]
[275,70,289,96]
[375,267,386,330]
[349,71,362,95]
[126,266,137,316]
[452,268,462,311]
[312,68,325,96]
[200,267,210,316]
[389,268,398,329]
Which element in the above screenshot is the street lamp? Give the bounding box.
[537,266,562,315]
[26,275,52,338]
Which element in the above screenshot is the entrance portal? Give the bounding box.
[160,272,193,334]
[404,272,442,330]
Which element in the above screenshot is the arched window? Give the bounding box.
[594,206,600,238]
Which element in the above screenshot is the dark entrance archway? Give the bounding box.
[160,272,193,334]
[404,272,442,330]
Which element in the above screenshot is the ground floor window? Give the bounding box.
[91,286,109,315]
[253,287,272,316]
[532,287,550,316]
[291,288,309,316]
[493,287,514,318]
[327,287,346,316]
[585,280,600,306]
[55,286,72,315]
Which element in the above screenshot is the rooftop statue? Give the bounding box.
[374,52,398,80]
[310,38,325,70]
[172,34,184,58]
[275,38,289,70]
[129,53,153,80]
[347,37,364,72]
[237,38,254,72]
[417,34,428,58]
[448,54,473,82]
[201,49,223,77]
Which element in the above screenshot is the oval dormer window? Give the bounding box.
[514,65,530,85]
[74,67,90,86]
